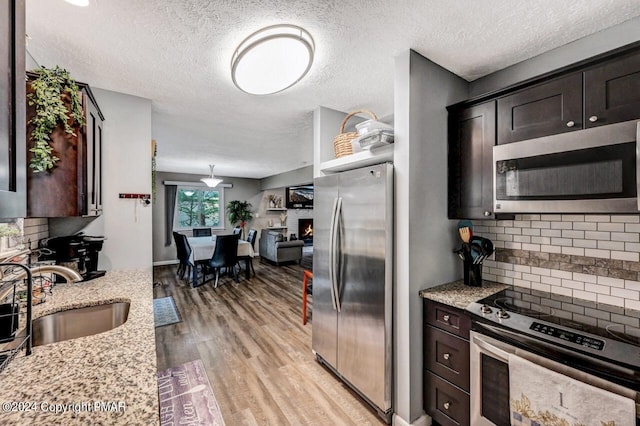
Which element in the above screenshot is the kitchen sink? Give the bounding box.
[32,302,130,346]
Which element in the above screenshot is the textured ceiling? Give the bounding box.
[25,0,640,179]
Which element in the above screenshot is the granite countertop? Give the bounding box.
[419,279,509,309]
[0,269,158,425]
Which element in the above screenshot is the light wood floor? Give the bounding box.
[153,261,386,426]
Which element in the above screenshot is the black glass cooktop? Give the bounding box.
[476,286,640,348]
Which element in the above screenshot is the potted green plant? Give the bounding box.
[27,66,85,172]
[0,224,20,252]
[226,200,253,239]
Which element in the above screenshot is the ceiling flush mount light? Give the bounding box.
[201,164,223,188]
[231,24,315,95]
[64,0,90,6]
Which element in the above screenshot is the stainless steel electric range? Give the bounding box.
[466,286,640,425]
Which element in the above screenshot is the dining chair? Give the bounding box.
[232,227,242,236]
[244,228,258,277]
[172,232,193,281]
[302,270,313,325]
[192,228,212,237]
[207,234,240,287]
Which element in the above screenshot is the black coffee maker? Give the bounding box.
[38,233,106,281]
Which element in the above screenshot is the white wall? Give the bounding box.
[393,50,468,424]
[90,88,153,271]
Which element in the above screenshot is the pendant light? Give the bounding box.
[201,164,223,187]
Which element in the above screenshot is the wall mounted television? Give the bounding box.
[285,185,313,209]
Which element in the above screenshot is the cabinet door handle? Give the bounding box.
[443,402,451,410]
[442,314,450,322]
[483,210,491,217]
[589,115,598,123]
[443,353,451,360]
[566,120,575,127]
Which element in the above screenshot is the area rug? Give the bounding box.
[157,359,225,426]
[153,296,181,327]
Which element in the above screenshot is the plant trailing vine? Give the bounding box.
[27,66,85,172]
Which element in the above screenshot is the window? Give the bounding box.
[173,186,224,230]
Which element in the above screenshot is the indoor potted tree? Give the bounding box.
[226,200,253,239]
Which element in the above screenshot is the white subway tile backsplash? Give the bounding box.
[585,215,610,222]
[531,283,551,292]
[573,273,597,284]
[611,215,640,223]
[584,248,610,259]
[626,299,640,311]
[626,223,640,233]
[625,280,640,291]
[484,214,640,309]
[561,230,585,239]
[573,290,597,302]
[598,222,625,232]
[561,279,584,290]
[551,286,573,297]
[611,232,639,242]
[597,294,624,306]
[598,240,625,251]
[561,215,584,222]
[625,243,640,253]
[611,287,639,300]
[573,239,597,249]
[513,221,531,228]
[573,221,598,231]
[513,235,531,243]
[551,237,572,246]
[585,231,610,240]
[561,246,584,256]
[541,276,561,286]
[531,221,551,229]
[513,279,532,288]
[530,267,551,276]
[541,245,562,254]
[521,243,541,252]
[597,276,625,288]
[551,270,572,279]
[611,250,639,262]
[584,283,610,295]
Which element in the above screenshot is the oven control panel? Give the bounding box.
[530,322,605,350]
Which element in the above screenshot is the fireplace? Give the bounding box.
[298,218,313,246]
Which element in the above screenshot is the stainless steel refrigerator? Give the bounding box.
[312,162,393,422]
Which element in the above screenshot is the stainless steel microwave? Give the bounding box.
[493,120,640,213]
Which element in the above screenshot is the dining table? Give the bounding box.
[187,235,255,287]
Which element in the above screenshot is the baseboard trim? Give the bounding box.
[393,413,431,426]
[153,260,179,266]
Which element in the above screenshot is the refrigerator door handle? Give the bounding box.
[333,197,343,312]
[328,197,339,311]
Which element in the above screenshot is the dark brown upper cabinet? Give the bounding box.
[584,49,640,127]
[497,73,582,145]
[448,101,496,220]
[26,79,104,218]
[0,0,26,219]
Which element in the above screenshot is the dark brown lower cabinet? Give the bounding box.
[424,299,470,426]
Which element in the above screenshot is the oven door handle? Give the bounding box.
[471,325,516,362]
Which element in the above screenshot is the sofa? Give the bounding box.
[259,229,304,265]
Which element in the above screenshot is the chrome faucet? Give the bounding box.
[14,265,83,283]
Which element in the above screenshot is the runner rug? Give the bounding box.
[153,296,181,327]
[157,359,225,426]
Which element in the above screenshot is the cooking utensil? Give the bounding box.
[459,227,472,243]
[457,220,473,231]
[471,236,494,257]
